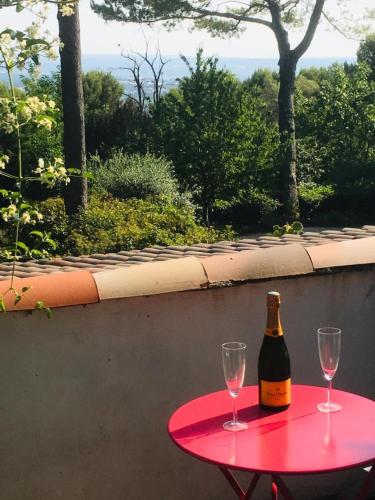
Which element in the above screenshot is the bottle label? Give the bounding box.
[260,379,291,407]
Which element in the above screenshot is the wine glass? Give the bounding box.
[316,327,342,413]
[222,342,247,431]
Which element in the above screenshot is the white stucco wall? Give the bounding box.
[0,268,374,499]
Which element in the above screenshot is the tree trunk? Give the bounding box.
[57,4,87,215]
[278,54,299,219]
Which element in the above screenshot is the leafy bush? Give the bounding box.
[83,71,124,154]
[295,61,375,224]
[272,221,304,237]
[298,181,334,221]
[357,34,375,81]
[71,195,235,255]
[242,69,279,123]
[82,71,156,156]
[90,150,181,200]
[37,197,69,244]
[154,50,279,225]
[35,195,235,256]
[0,75,63,200]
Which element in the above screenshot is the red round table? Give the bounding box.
[168,385,375,499]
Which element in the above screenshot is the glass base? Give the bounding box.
[317,402,342,413]
[223,420,247,431]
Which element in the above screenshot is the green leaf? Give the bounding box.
[26,38,49,48]
[34,301,52,318]
[16,241,29,252]
[16,3,25,12]
[44,238,57,249]
[30,249,44,258]
[29,230,44,238]
[291,221,304,233]
[22,286,31,293]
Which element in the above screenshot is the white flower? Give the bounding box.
[26,96,39,111]
[19,105,32,121]
[48,100,55,109]
[0,34,12,46]
[60,3,75,16]
[7,204,17,217]
[38,158,44,169]
[26,23,39,39]
[46,48,58,60]
[37,117,52,130]
[0,155,9,169]
[21,211,31,224]
[3,203,17,222]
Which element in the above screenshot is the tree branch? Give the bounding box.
[293,0,325,59]
[322,11,363,42]
[280,0,299,11]
[191,6,273,29]
[93,8,208,24]
[266,0,290,55]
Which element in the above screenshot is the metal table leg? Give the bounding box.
[356,465,375,500]
[219,467,260,499]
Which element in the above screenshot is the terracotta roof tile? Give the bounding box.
[0,225,374,281]
[0,271,99,310]
[202,244,314,283]
[93,257,207,300]
[306,236,375,269]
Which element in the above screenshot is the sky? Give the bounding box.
[1,0,373,59]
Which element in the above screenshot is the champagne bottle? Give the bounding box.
[258,291,291,411]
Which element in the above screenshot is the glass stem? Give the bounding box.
[232,397,238,424]
[327,379,332,406]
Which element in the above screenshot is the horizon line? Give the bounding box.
[80,53,357,60]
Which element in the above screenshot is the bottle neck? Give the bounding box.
[265,306,283,337]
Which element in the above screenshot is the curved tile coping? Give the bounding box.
[93,256,208,300]
[0,238,374,311]
[0,270,99,311]
[306,236,375,269]
[202,243,313,284]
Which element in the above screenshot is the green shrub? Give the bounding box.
[272,221,304,237]
[298,181,334,221]
[154,50,279,225]
[90,150,181,200]
[36,197,69,247]
[36,195,235,256]
[69,195,235,255]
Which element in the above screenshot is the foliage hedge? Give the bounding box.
[37,195,235,256]
[90,150,181,200]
